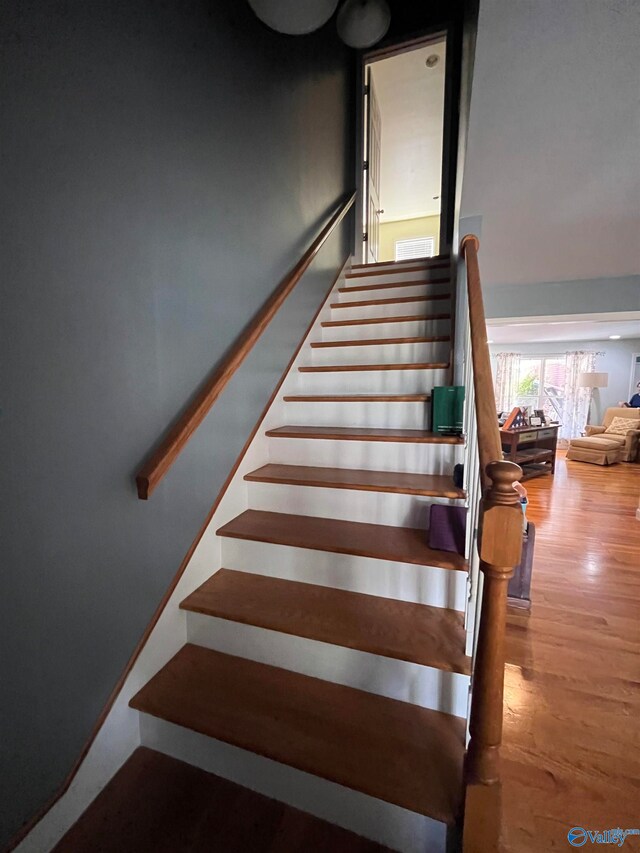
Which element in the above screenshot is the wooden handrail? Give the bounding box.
[460,235,523,846]
[136,191,356,499]
[461,235,503,489]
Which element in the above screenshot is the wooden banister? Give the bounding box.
[467,459,523,785]
[460,235,523,851]
[136,192,356,500]
[460,235,503,489]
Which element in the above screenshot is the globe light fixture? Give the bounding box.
[336,0,391,49]
[247,0,339,35]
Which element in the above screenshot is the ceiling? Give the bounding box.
[487,313,640,344]
[368,39,446,223]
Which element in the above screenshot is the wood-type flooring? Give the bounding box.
[500,451,640,851]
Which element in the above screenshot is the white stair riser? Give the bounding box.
[280,399,430,429]
[337,282,450,302]
[311,340,450,365]
[220,538,468,611]
[267,435,462,473]
[247,482,461,528]
[331,298,451,322]
[186,612,470,717]
[139,715,447,853]
[345,269,450,287]
[322,318,451,342]
[292,367,450,394]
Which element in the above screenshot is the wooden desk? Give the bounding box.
[500,424,560,481]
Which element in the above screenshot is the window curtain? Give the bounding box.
[494,352,521,412]
[562,351,597,441]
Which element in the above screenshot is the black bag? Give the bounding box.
[453,463,464,489]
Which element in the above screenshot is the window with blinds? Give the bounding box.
[394,236,435,261]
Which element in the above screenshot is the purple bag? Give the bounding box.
[428,505,467,555]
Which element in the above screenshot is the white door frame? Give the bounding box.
[354,29,450,265]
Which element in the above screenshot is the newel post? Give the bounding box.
[466,459,523,785]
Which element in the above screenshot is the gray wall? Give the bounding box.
[490,339,640,417]
[0,1,354,845]
[481,275,640,321]
[461,0,640,289]
[458,215,640,318]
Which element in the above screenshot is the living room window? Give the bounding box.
[495,350,600,440]
[513,355,566,421]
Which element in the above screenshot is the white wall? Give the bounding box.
[373,40,446,222]
[462,0,640,288]
[490,338,640,417]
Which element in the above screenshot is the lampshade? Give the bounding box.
[336,0,391,48]
[578,371,608,389]
[248,0,339,35]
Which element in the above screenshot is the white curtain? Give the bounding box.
[562,351,597,441]
[494,352,521,412]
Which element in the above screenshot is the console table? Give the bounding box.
[500,424,560,480]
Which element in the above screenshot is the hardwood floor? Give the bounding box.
[500,452,640,851]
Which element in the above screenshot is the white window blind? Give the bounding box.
[394,236,435,261]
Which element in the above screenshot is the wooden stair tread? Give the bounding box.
[322,313,450,328]
[298,362,449,372]
[339,277,449,294]
[348,260,450,276]
[217,509,468,571]
[130,645,466,823]
[182,570,471,674]
[283,393,431,402]
[266,425,463,443]
[310,335,450,348]
[53,747,390,853]
[331,294,449,309]
[245,463,465,498]
[350,253,449,270]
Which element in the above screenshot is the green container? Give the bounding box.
[432,386,465,434]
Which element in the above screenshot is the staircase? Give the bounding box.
[129,255,471,852]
